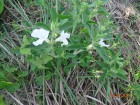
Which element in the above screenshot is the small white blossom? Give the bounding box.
[31,28,50,46]
[99,38,110,47]
[55,30,70,46]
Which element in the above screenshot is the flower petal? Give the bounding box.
[61,39,68,46]
[33,39,44,46]
[99,38,110,47]
[45,39,50,43]
[60,31,70,39]
[55,31,70,46]
[31,28,49,39]
[31,28,50,46]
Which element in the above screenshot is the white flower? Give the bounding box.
[55,30,70,46]
[31,28,50,46]
[99,38,110,47]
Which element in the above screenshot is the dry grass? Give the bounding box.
[0,0,140,105]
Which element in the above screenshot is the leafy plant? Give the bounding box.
[1,0,138,104]
[0,0,4,14]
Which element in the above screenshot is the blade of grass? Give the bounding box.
[51,61,80,105]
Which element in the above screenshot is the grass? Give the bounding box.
[0,0,140,105]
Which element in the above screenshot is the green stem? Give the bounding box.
[43,69,45,105]
[55,0,58,14]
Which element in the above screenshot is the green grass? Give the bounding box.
[0,0,140,105]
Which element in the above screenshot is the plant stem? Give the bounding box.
[43,69,45,105]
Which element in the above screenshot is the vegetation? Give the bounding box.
[0,0,140,105]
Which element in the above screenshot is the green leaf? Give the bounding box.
[0,96,6,105]
[0,81,13,89]
[20,35,31,55]
[65,53,76,58]
[6,83,20,92]
[29,54,53,70]
[20,48,31,55]
[46,71,53,80]
[0,79,19,92]
[12,47,21,55]
[87,20,97,25]
[59,21,73,30]
[35,22,50,31]
[12,23,20,30]
[66,44,85,50]
[134,72,140,81]
[115,70,128,81]
[29,58,45,69]
[130,84,140,101]
[35,76,43,85]
[109,68,128,81]
[96,61,109,69]
[0,72,6,80]
[98,7,108,16]
[18,71,28,78]
[40,54,53,64]
[23,35,30,46]
[0,0,4,14]
[95,47,109,63]
[3,66,18,73]
[50,8,58,22]
[35,0,45,6]
[58,14,71,19]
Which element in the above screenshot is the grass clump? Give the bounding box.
[0,0,140,105]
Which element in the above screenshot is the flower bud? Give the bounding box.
[86,44,93,51]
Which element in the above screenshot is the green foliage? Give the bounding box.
[20,35,31,55]
[0,65,20,92]
[134,70,140,81]
[130,84,140,102]
[0,0,4,14]
[0,96,6,105]
[1,0,138,104]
